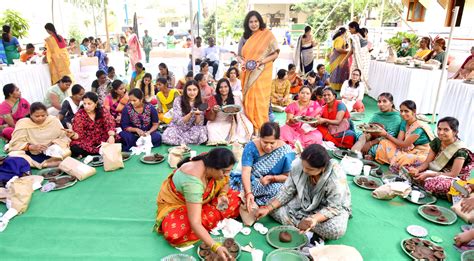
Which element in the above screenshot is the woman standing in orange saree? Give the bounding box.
[44,23,71,85]
[237,11,279,133]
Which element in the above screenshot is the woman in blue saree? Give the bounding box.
[230,122,295,210]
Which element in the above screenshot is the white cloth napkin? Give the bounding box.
[210,218,243,238]
[130,135,153,155]
[44,144,66,158]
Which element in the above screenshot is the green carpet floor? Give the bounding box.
[0,96,465,260]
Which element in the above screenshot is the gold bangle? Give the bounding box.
[211,242,222,253]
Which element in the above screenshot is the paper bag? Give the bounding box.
[167,145,191,169]
[100,142,124,171]
[452,194,474,223]
[6,177,34,214]
[372,184,397,200]
[372,182,412,200]
[59,157,96,181]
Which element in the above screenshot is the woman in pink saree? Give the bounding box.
[126,27,142,71]
[280,86,322,148]
[0,84,30,140]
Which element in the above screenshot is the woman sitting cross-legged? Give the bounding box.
[104,80,129,124]
[280,86,322,148]
[58,84,84,128]
[136,72,157,105]
[156,77,180,124]
[230,122,295,214]
[409,117,474,196]
[0,83,30,140]
[205,78,253,145]
[287,63,303,96]
[44,75,72,116]
[119,88,161,151]
[373,100,434,173]
[155,148,240,259]
[271,69,291,109]
[8,102,73,168]
[356,92,402,157]
[340,69,365,112]
[256,144,351,240]
[69,92,117,158]
[316,87,356,149]
[162,80,207,145]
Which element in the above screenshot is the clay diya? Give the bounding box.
[279,231,292,243]
[43,169,63,179]
[433,251,445,259]
[143,153,164,162]
[223,238,234,249]
[199,242,210,250]
[198,249,210,257]
[297,219,313,231]
[422,206,442,217]
[222,106,240,114]
[229,244,239,253]
[402,237,446,261]
[404,244,416,251]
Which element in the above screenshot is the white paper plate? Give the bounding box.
[406,225,428,237]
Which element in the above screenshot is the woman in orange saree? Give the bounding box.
[238,11,279,133]
[44,23,71,85]
[154,148,240,260]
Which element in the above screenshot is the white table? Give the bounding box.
[0,58,91,103]
[368,60,447,114]
[438,80,474,149]
[0,63,52,103]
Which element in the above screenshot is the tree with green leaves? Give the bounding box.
[215,0,248,44]
[294,0,402,43]
[66,0,111,51]
[0,9,30,39]
[203,13,219,42]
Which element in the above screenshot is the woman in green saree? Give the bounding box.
[409,117,474,196]
[354,93,402,157]
[1,25,21,65]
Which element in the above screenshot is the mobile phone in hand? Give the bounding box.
[453,181,470,197]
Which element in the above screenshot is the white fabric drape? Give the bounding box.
[438,80,474,149]
[368,61,447,114]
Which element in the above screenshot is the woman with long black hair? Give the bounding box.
[341,22,370,89]
[328,27,350,90]
[44,23,71,84]
[294,25,316,74]
[1,25,21,65]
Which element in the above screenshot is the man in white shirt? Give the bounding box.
[204,37,231,79]
[188,36,204,72]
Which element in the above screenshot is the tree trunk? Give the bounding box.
[104,0,110,52]
[92,7,98,38]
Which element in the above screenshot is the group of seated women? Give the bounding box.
[0,61,258,166]
[155,122,352,260]
[354,92,473,196]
